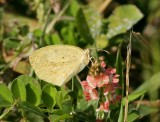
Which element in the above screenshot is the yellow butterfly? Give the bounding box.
[29,45,90,86]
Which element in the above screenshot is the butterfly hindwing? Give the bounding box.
[29,45,90,86]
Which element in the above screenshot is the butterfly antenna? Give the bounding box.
[89,56,96,64]
[90,48,110,54]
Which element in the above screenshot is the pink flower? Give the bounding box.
[105,68,119,83]
[83,91,91,101]
[81,81,91,91]
[86,75,97,89]
[100,61,106,68]
[103,101,110,112]
[83,89,98,101]
[90,89,99,100]
[81,59,121,119]
[81,80,99,101]
[106,68,116,75]
[112,74,119,83]
[104,84,115,95]
[95,73,109,88]
[96,101,110,113]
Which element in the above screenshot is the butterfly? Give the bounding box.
[29,45,90,86]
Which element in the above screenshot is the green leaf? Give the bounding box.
[0,84,13,106]
[3,38,20,50]
[67,0,79,16]
[42,84,57,108]
[26,82,42,106]
[50,113,71,122]
[33,29,43,38]
[11,77,27,101]
[96,34,109,49]
[58,87,70,101]
[66,0,80,17]
[88,99,98,112]
[51,33,62,44]
[138,105,159,117]
[123,72,160,105]
[127,110,140,122]
[13,75,36,85]
[76,8,93,43]
[115,43,124,95]
[61,24,76,45]
[122,65,160,106]
[45,33,62,45]
[11,75,38,101]
[18,25,29,36]
[76,7,102,43]
[82,6,102,39]
[19,101,47,118]
[44,34,51,45]
[74,111,96,121]
[122,90,146,105]
[118,103,124,122]
[107,5,143,38]
[77,98,88,111]
[56,91,63,108]
[61,99,73,114]
[133,72,160,93]
[27,112,44,122]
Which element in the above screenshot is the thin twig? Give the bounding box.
[124,30,132,122]
[98,0,112,14]
[136,95,144,110]
[76,75,84,91]
[46,1,70,33]
[134,99,160,108]
[50,0,61,14]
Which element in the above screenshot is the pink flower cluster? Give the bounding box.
[81,61,121,113]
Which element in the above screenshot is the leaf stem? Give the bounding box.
[0,100,19,120]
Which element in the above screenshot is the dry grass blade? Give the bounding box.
[124,30,132,122]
